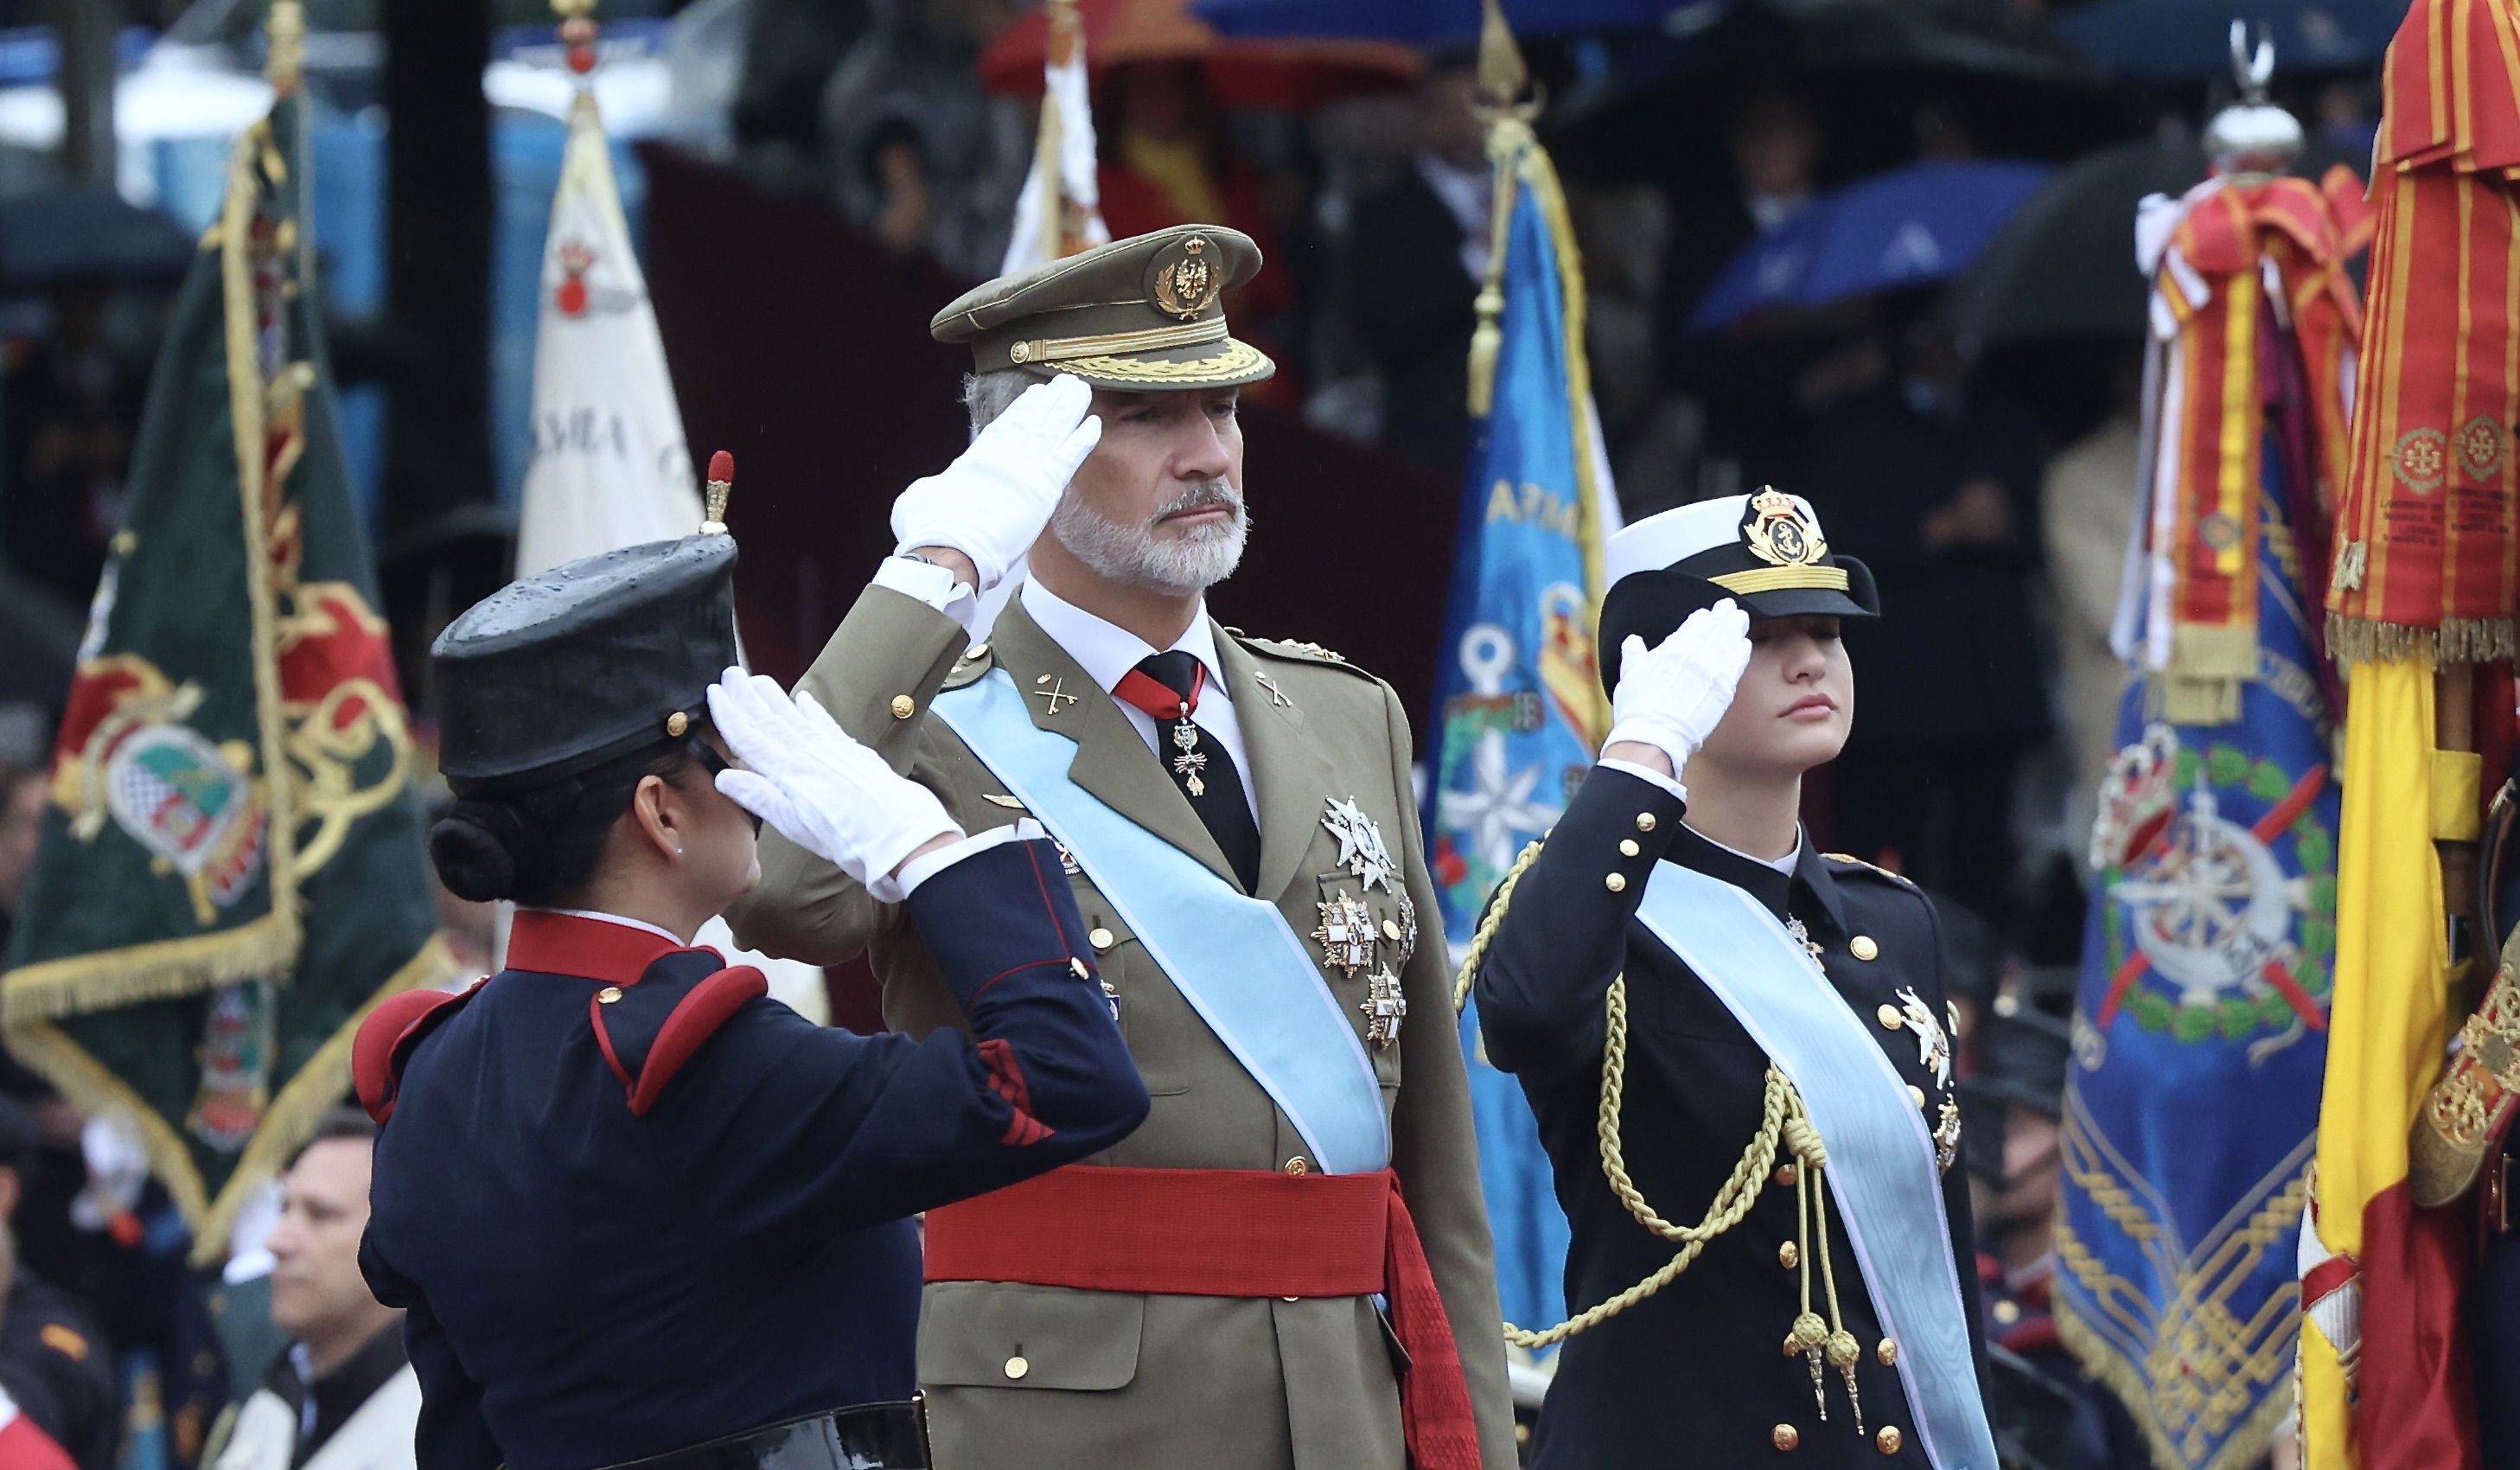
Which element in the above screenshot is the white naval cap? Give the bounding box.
[1595,488,1879,693]
[1605,491,1830,589]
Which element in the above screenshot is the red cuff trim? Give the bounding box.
[626,967,767,1116]
[978,1038,1054,1147]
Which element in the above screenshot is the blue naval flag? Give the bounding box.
[1428,129,1615,1345]
[2056,479,2337,1470]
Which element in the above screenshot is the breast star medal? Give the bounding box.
[1168,716,1209,796]
[1313,893,1377,977]
[1359,966,1407,1049]
[1392,893,1419,967]
[1897,986,1952,1090]
[1322,796,1397,892]
[1934,1097,1962,1173]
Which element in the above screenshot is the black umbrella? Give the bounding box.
[0,186,195,296]
[1943,127,2365,345]
[1545,0,2135,185]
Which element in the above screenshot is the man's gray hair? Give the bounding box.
[961,369,1036,436]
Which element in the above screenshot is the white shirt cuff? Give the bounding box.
[874,819,1047,903]
[1598,757,1688,805]
[872,555,979,635]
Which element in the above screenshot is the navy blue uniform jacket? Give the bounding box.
[357,836,1150,1470]
[1475,766,1988,1468]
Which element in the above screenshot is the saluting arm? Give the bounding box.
[1473,764,1689,1080]
[726,583,970,965]
[710,834,1146,1254]
[1380,684,1519,1470]
[727,374,1101,967]
[1475,602,1753,1082]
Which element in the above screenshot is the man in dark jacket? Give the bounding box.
[1801,310,2050,928]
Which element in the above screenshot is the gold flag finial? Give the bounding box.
[1476,0,1528,110]
[266,0,305,93]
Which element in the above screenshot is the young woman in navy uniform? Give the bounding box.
[1470,490,1995,1469]
[354,521,1149,1470]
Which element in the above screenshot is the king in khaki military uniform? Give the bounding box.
[728,224,1515,1470]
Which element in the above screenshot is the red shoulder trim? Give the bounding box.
[353,982,484,1123]
[622,966,768,1117]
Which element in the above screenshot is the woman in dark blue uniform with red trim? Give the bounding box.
[354,521,1149,1470]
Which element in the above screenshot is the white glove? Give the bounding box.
[1603,599,1754,773]
[890,374,1103,591]
[705,668,961,891]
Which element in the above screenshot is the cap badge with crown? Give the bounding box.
[1742,488,1828,569]
[1152,235,1219,320]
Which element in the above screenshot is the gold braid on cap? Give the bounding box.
[1006,317,1225,367]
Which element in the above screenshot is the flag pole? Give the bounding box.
[1464,0,1529,419]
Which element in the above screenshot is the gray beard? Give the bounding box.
[1049,479,1249,597]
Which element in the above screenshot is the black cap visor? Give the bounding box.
[1598,557,1878,693]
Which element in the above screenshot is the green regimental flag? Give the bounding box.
[2,49,450,1256]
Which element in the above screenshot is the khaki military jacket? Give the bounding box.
[728,584,1515,1470]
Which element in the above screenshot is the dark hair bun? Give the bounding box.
[430,802,526,902]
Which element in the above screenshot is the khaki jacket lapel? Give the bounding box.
[1211,627,1337,904]
[986,598,1241,889]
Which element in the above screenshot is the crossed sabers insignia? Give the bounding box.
[1032,675,1082,715]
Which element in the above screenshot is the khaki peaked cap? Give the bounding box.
[931,224,1277,391]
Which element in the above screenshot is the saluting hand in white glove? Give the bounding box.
[890,374,1102,592]
[705,668,961,890]
[1602,599,1754,782]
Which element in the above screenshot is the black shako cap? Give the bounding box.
[431,535,737,791]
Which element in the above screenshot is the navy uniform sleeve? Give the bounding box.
[707,837,1149,1256]
[1475,763,1689,1082]
[1914,887,1995,1391]
[361,1235,501,1470]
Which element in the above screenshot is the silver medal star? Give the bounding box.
[1897,986,1952,1090]
[1322,796,1397,892]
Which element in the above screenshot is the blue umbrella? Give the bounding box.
[2057,0,2408,81]
[1688,157,2051,332]
[1194,0,1723,45]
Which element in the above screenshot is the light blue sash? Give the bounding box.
[1635,861,1997,1470]
[934,670,1390,1176]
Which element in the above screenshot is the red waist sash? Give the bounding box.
[924,1166,1481,1470]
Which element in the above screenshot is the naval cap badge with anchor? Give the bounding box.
[1741,487,1828,568]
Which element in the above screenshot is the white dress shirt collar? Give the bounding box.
[534,907,691,946]
[1019,576,1229,702]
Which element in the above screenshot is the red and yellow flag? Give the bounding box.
[2304,662,2482,1470]
[2310,3,2520,1466]
[2327,0,2520,665]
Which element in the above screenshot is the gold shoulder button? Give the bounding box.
[942,643,998,690]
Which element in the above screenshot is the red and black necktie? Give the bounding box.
[1113,650,1260,892]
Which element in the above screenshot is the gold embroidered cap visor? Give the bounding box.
[931,224,1278,392]
[1595,489,1878,693]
